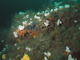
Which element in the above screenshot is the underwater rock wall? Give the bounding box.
[0,1,80,60]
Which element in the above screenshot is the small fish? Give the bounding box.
[17,39,21,42]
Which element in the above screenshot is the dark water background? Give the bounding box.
[0,0,65,29]
[0,0,48,29]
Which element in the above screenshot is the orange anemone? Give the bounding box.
[18,29,26,37]
[30,31,38,36]
[27,30,32,33]
[49,17,54,20]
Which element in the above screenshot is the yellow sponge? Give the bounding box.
[21,54,30,60]
[2,54,6,60]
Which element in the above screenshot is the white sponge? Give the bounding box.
[57,19,62,25]
[18,25,24,30]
